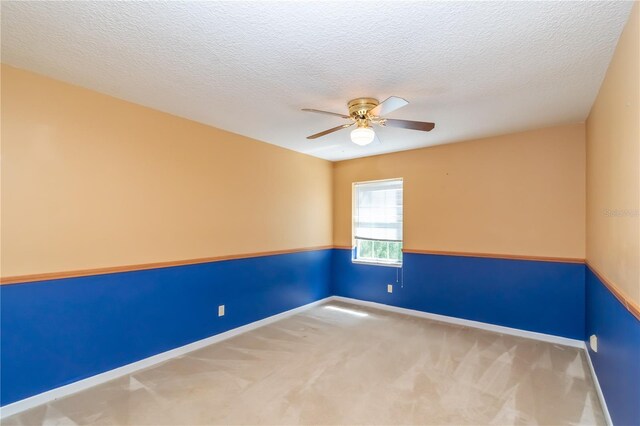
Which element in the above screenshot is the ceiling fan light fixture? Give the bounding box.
[350,126,375,146]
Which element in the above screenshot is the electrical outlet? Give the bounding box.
[589,334,598,352]
[387,284,393,293]
[218,305,225,317]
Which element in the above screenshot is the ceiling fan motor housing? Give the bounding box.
[348,98,379,119]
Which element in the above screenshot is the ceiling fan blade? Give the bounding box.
[382,118,435,132]
[307,123,354,139]
[302,108,350,119]
[369,96,409,117]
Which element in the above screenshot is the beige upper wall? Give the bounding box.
[0,65,333,277]
[586,3,639,305]
[333,123,586,260]
[3,48,616,279]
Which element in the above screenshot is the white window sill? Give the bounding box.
[352,259,403,268]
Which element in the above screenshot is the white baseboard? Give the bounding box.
[0,297,332,419]
[583,344,613,426]
[331,296,584,348]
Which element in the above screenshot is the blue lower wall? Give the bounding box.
[0,249,332,406]
[586,268,640,426]
[5,247,638,424]
[332,249,586,339]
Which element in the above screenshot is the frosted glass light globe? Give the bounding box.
[350,127,375,146]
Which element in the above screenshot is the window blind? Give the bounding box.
[354,179,403,242]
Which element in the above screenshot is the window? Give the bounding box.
[352,178,403,266]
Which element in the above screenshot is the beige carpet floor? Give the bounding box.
[3,302,605,425]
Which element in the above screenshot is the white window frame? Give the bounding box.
[352,178,403,267]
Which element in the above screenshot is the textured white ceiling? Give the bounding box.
[1,1,633,161]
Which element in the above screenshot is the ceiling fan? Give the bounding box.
[302,97,435,146]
